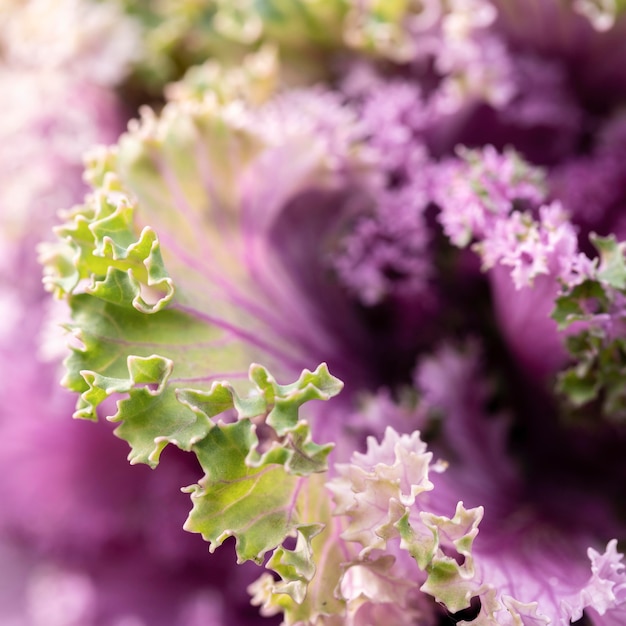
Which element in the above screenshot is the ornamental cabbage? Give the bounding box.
[5,1,626,625]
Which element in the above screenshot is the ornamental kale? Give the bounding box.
[4,0,626,625]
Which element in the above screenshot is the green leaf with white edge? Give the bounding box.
[184,419,301,564]
[263,420,333,475]
[395,511,437,571]
[178,406,335,477]
[83,75,361,380]
[64,290,342,468]
[551,279,609,330]
[248,472,347,624]
[176,382,267,423]
[77,355,173,422]
[591,232,626,290]
[40,55,370,623]
[41,174,174,314]
[264,523,324,604]
[62,293,252,464]
[184,415,336,566]
[70,327,343,575]
[397,502,484,614]
[82,358,341,568]
[557,331,626,422]
[250,362,344,435]
[177,363,340,474]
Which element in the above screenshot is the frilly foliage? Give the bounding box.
[47,227,344,585]
[553,234,626,422]
[38,46,357,616]
[40,30,619,625]
[41,173,174,314]
[120,0,464,93]
[326,428,549,624]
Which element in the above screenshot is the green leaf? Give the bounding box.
[551,279,608,330]
[176,362,340,472]
[550,241,626,421]
[184,420,301,563]
[395,512,436,570]
[556,365,600,407]
[41,57,359,624]
[268,421,333,475]
[42,176,174,314]
[62,293,251,464]
[592,232,626,290]
[65,299,344,583]
[251,362,344,435]
[556,332,626,423]
[248,472,347,624]
[264,523,323,603]
[179,365,341,564]
[398,502,483,614]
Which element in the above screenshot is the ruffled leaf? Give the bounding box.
[572,539,626,622]
[71,60,375,391]
[328,427,441,556]
[551,236,626,421]
[404,503,483,613]
[264,523,324,603]
[248,473,348,624]
[41,175,174,313]
[552,279,608,330]
[42,53,369,449]
[592,233,626,290]
[59,293,247,462]
[184,419,303,564]
[251,471,361,624]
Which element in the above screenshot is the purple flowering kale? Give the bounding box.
[8,0,626,624]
